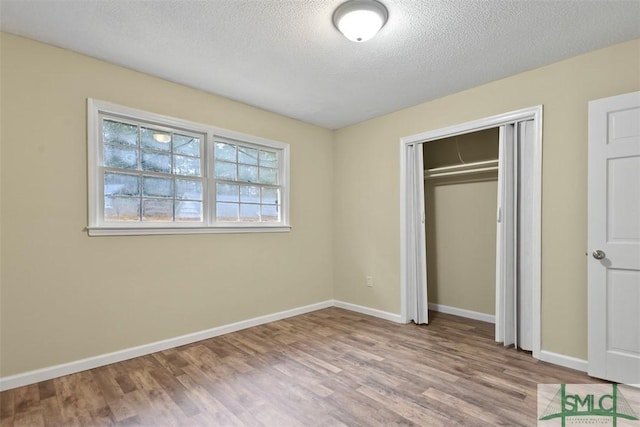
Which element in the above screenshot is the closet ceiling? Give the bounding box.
[1,0,639,129]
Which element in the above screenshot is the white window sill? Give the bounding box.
[86,225,292,236]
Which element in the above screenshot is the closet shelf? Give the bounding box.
[424,159,498,179]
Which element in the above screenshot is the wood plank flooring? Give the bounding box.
[0,308,604,426]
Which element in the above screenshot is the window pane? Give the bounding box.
[103,120,138,146]
[105,173,140,196]
[238,165,258,182]
[261,204,279,222]
[142,199,173,221]
[104,145,138,169]
[176,201,202,222]
[216,202,238,221]
[259,167,278,184]
[240,185,260,204]
[174,134,200,157]
[216,183,238,202]
[141,151,171,173]
[140,128,171,152]
[240,204,260,222]
[262,187,279,205]
[176,179,202,200]
[215,142,236,162]
[143,176,173,198]
[215,161,236,180]
[259,150,278,168]
[104,197,140,221]
[174,155,201,176]
[238,146,258,165]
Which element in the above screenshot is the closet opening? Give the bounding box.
[424,128,499,328]
[400,106,542,358]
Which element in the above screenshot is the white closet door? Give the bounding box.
[517,120,535,351]
[496,120,535,350]
[496,124,518,347]
[405,143,428,324]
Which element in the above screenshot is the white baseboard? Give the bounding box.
[539,350,588,372]
[0,300,334,392]
[428,303,495,324]
[333,300,404,323]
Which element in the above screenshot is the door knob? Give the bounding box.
[592,250,606,260]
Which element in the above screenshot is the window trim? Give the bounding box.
[87,99,290,236]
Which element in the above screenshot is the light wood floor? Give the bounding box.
[1,308,603,426]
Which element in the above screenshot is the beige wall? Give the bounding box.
[424,129,499,315]
[424,128,499,169]
[426,180,497,315]
[333,39,640,359]
[0,33,334,376]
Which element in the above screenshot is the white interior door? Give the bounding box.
[588,91,640,385]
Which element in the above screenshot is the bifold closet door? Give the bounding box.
[516,120,535,351]
[496,120,534,351]
[405,143,428,324]
[496,124,518,347]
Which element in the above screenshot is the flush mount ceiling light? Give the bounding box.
[333,0,388,42]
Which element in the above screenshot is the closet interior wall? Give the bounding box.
[424,128,500,318]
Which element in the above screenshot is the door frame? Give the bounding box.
[399,105,543,359]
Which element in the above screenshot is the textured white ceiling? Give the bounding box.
[1,0,639,129]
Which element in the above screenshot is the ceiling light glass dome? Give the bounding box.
[333,0,388,42]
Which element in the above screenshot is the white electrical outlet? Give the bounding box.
[366,276,374,287]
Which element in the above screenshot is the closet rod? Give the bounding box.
[424,159,499,179]
[425,166,498,179]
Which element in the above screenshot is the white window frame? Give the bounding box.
[87,99,290,236]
